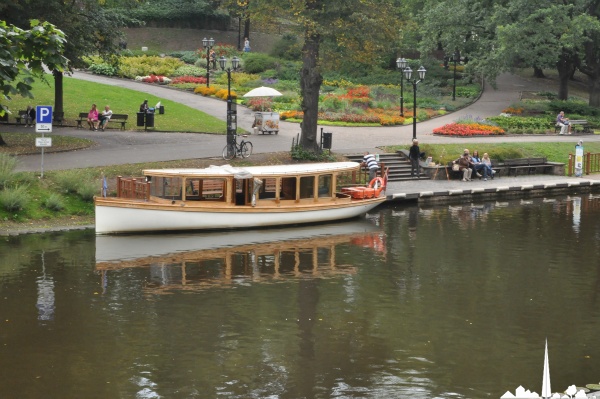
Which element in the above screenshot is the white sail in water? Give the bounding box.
[541,339,551,399]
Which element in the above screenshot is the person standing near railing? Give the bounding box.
[408,139,421,178]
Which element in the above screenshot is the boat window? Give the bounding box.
[281,177,296,200]
[337,171,355,187]
[299,176,314,199]
[149,176,182,200]
[186,179,225,201]
[318,174,332,197]
[258,178,277,199]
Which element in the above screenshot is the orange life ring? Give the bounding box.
[368,177,385,190]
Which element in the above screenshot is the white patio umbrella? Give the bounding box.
[243,86,283,97]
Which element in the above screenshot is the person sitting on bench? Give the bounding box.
[557,110,571,135]
[99,105,113,131]
[453,152,474,181]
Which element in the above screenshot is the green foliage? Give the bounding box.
[55,171,88,194]
[242,53,278,74]
[172,65,206,77]
[43,194,65,212]
[269,33,301,60]
[547,100,600,116]
[118,55,185,79]
[0,185,30,212]
[124,0,229,27]
[126,49,164,57]
[76,182,98,202]
[456,85,480,98]
[320,96,348,112]
[486,115,553,131]
[291,145,335,162]
[168,51,199,64]
[88,62,118,76]
[275,61,301,81]
[0,154,17,189]
[0,20,68,115]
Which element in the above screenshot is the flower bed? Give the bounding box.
[433,122,505,136]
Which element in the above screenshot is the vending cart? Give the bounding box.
[253,112,279,135]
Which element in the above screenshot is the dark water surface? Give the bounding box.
[1,194,600,399]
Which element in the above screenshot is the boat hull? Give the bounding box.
[95,198,384,234]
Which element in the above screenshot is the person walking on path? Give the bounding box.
[24,105,36,127]
[408,139,421,179]
[362,151,379,182]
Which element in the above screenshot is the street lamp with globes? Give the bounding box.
[202,37,215,88]
[396,57,407,116]
[219,56,240,157]
[403,66,426,140]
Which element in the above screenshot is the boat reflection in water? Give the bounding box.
[95,219,384,293]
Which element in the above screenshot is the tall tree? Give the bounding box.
[0,20,67,145]
[246,0,399,152]
[2,0,134,118]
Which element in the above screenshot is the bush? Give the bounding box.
[54,171,93,194]
[486,115,553,131]
[172,65,206,77]
[270,33,301,60]
[171,76,207,85]
[194,86,218,96]
[43,193,65,212]
[88,62,118,76]
[547,100,600,116]
[0,185,29,212]
[168,51,199,64]
[118,55,185,79]
[77,182,98,202]
[0,153,17,189]
[242,53,277,74]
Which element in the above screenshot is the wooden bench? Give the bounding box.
[554,119,593,134]
[15,110,29,125]
[77,113,128,130]
[446,160,500,180]
[503,157,551,176]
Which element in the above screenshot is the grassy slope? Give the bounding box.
[4,78,227,134]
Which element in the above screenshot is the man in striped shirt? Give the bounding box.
[362,151,379,181]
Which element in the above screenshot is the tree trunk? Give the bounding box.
[299,29,322,153]
[556,54,574,100]
[589,75,600,107]
[53,70,63,120]
[533,66,545,78]
[0,134,6,146]
[244,18,250,40]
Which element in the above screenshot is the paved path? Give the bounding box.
[9,71,600,172]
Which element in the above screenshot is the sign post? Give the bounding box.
[575,141,583,177]
[36,106,53,177]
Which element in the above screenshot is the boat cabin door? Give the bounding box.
[234,178,263,206]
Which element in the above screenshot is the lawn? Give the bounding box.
[3,77,228,134]
[385,142,600,165]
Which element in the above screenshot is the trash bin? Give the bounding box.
[136,112,145,127]
[322,132,333,149]
[159,105,165,114]
[145,112,155,128]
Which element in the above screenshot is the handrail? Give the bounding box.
[567,152,600,176]
[116,176,150,200]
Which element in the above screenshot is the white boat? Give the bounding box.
[95,162,387,234]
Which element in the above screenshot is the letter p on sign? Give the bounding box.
[36,106,53,124]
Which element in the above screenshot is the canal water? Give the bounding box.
[1,194,600,399]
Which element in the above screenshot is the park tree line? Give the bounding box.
[3,0,600,151]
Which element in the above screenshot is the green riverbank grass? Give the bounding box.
[385,141,600,165]
[4,77,228,134]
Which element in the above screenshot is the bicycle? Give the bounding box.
[222,134,253,160]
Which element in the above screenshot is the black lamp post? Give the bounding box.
[452,51,459,101]
[202,37,215,88]
[219,56,240,158]
[396,57,407,116]
[403,66,427,140]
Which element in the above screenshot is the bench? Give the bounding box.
[554,119,593,134]
[503,157,551,176]
[15,110,29,125]
[446,160,500,180]
[77,112,128,130]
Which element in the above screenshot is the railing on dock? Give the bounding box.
[568,152,600,176]
[117,176,150,200]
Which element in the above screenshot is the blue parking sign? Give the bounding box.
[36,106,53,124]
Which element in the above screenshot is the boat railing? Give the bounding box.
[117,176,150,200]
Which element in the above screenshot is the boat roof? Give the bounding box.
[143,162,361,178]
